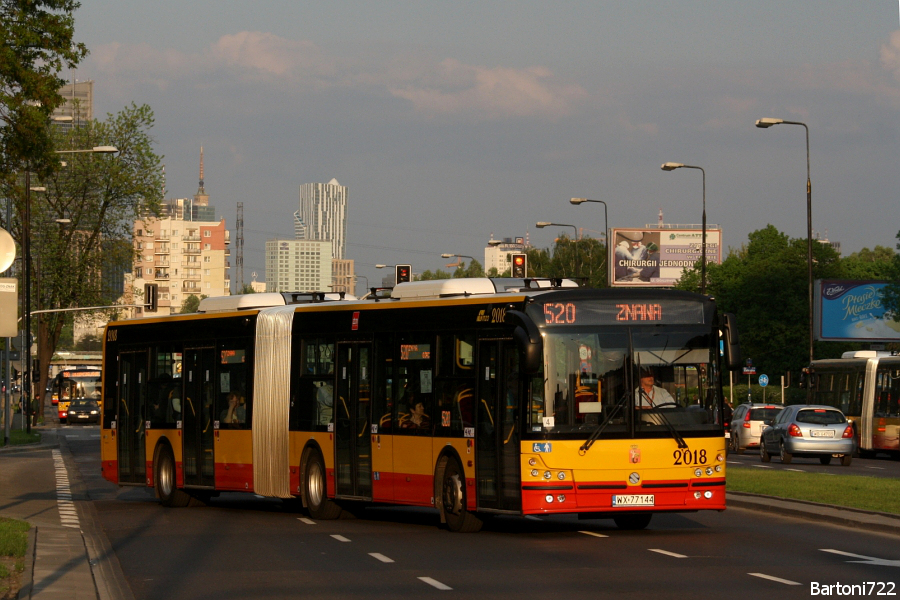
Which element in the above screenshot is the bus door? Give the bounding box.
[117,351,147,484]
[476,339,521,512]
[182,346,216,488]
[335,342,372,499]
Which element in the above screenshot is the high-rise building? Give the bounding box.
[130,149,230,316]
[485,237,527,276]
[51,80,94,130]
[265,239,333,293]
[297,179,348,260]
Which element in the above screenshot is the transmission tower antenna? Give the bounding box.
[236,202,244,293]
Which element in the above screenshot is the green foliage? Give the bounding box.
[417,268,453,281]
[180,294,207,313]
[237,283,256,294]
[1,0,88,178]
[0,518,29,556]
[525,237,608,287]
[880,231,900,322]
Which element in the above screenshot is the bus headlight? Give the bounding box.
[545,495,554,503]
[704,491,713,499]
[557,472,566,481]
[705,467,713,476]
[543,471,552,480]
[531,469,539,477]
[714,465,722,473]
[694,468,703,477]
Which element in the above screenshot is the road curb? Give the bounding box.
[727,492,900,535]
[17,526,35,600]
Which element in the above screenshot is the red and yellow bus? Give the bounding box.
[53,368,102,423]
[804,351,900,458]
[100,278,741,531]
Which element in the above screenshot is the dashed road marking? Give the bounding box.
[52,449,79,529]
[649,549,687,558]
[579,531,608,538]
[297,517,316,525]
[369,553,394,563]
[331,534,351,542]
[419,577,452,590]
[749,573,801,585]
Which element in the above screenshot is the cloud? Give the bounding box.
[387,58,587,120]
[87,33,586,121]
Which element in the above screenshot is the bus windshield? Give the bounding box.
[530,326,721,438]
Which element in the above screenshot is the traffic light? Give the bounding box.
[511,253,527,278]
[395,264,411,285]
[144,283,158,312]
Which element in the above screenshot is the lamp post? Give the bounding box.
[570,198,609,286]
[355,275,369,296]
[440,253,476,273]
[536,222,579,277]
[22,145,118,430]
[755,118,814,368]
[661,162,707,295]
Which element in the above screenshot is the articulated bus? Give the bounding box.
[100,278,741,531]
[804,351,900,459]
[53,367,102,423]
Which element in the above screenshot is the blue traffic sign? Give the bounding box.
[758,374,769,387]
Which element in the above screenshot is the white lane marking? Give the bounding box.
[751,465,773,468]
[649,549,687,558]
[331,534,351,542]
[418,577,452,590]
[785,468,805,472]
[579,531,608,538]
[369,553,394,563]
[297,518,316,525]
[820,549,900,567]
[865,466,885,470]
[748,573,801,585]
[52,449,80,529]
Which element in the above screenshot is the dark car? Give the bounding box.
[729,403,784,454]
[66,399,100,424]
[759,404,855,466]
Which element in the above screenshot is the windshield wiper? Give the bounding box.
[638,388,688,449]
[579,390,630,453]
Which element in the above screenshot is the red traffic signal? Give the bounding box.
[511,253,527,277]
[395,264,411,284]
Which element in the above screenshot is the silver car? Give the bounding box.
[759,404,855,466]
[729,403,784,454]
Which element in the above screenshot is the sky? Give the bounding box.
[71,1,900,291]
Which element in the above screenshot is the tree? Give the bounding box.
[180,294,207,314]
[417,268,453,281]
[1,0,88,180]
[237,283,256,294]
[839,245,896,280]
[881,231,900,322]
[0,103,164,423]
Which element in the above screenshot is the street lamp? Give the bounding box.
[570,198,609,286]
[536,221,579,276]
[440,253,476,272]
[22,145,118,430]
[661,162,707,295]
[755,117,814,368]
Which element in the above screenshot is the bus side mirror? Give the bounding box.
[505,309,542,375]
[721,313,741,370]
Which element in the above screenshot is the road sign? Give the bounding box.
[758,374,769,387]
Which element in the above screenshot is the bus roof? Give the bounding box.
[198,291,358,313]
[840,350,894,359]
[389,277,578,300]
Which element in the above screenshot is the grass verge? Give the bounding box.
[727,466,900,515]
[0,518,29,600]
[0,430,41,448]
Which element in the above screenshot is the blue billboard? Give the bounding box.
[817,280,900,342]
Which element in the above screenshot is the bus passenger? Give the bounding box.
[634,367,674,408]
[220,392,245,425]
[402,400,430,429]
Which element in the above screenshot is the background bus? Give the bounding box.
[804,350,900,458]
[53,367,102,423]
[100,279,741,531]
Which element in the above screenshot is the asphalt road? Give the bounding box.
[55,425,900,600]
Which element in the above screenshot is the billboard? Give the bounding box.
[610,228,722,287]
[817,280,900,342]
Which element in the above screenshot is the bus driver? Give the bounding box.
[634,367,674,409]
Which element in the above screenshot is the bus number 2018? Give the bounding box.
[673,448,707,465]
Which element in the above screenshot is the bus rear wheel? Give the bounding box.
[437,456,482,533]
[303,450,342,520]
[155,445,191,507]
[613,513,652,530]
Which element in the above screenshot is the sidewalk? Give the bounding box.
[2,434,900,600]
[0,429,132,600]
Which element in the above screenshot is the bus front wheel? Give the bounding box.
[437,456,482,533]
[154,445,191,507]
[303,450,342,520]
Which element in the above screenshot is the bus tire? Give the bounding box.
[613,513,652,530]
[304,450,342,520]
[436,455,482,533]
[154,445,191,508]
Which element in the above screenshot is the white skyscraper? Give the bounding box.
[297,179,348,260]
